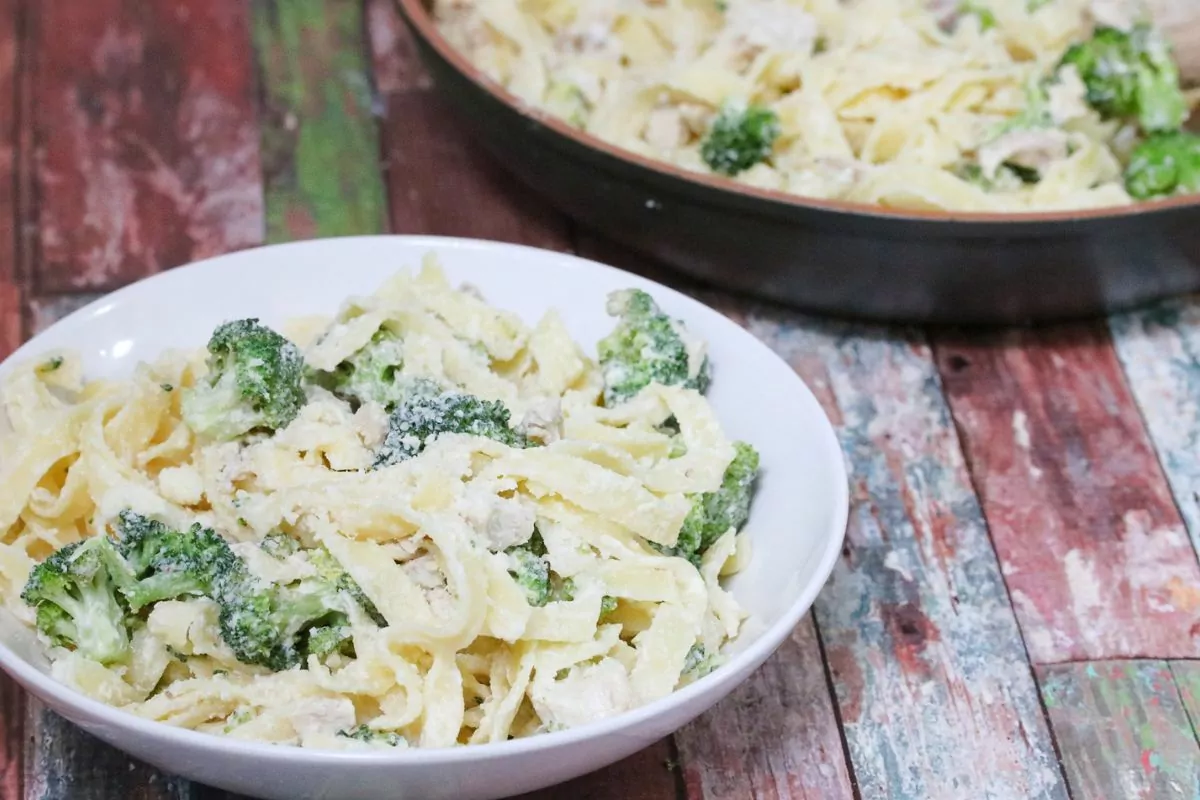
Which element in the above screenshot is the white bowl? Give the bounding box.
[0,236,848,800]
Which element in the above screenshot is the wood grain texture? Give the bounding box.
[1170,661,1200,736]
[23,707,203,800]
[1111,302,1200,554]
[515,739,679,800]
[366,0,570,249]
[936,327,1200,664]
[1,2,25,797]
[253,0,386,243]
[675,615,855,800]
[1039,661,1200,800]
[33,0,262,292]
[585,238,1061,800]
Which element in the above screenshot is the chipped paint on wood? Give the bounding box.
[1110,303,1200,558]
[675,615,855,800]
[936,327,1200,664]
[1040,661,1200,800]
[0,3,25,797]
[366,0,431,95]
[24,704,202,800]
[1170,661,1200,737]
[0,665,21,800]
[516,739,679,800]
[367,1,571,249]
[751,312,1064,800]
[28,294,103,335]
[253,0,387,242]
[34,0,263,292]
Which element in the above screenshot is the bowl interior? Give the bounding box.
[0,235,847,763]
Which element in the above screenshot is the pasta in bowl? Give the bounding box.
[0,236,847,800]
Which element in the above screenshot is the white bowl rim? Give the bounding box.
[0,234,849,766]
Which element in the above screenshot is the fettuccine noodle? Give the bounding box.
[435,0,1195,211]
[0,256,752,749]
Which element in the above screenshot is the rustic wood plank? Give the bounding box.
[365,0,570,249]
[365,0,430,95]
[33,0,262,292]
[515,739,680,800]
[1039,661,1200,800]
[581,236,1063,799]
[24,708,202,800]
[675,614,855,800]
[252,0,386,243]
[1170,661,1200,737]
[26,294,102,336]
[1,0,26,796]
[0,0,23,354]
[1110,302,1200,558]
[935,327,1200,664]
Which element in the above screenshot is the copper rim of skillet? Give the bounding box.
[396,0,1200,226]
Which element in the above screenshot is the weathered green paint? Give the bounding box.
[1039,661,1200,800]
[252,0,387,242]
[1170,662,1200,741]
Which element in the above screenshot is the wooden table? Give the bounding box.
[2,2,1200,798]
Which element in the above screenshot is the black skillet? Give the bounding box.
[394,0,1200,325]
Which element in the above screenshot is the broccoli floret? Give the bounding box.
[664,442,760,565]
[507,528,550,605]
[307,547,388,627]
[306,624,353,659]
[597,289,710,406]
[21,537,132,665]
[998,78,1053,134]
[1059,24,1187,133]
[700,102,780,176]
[259,532,301,560]
[505,529,576,607]
[320,327,412,411]
[600,595,619,618]
[682,643,718,679]
[38,356,64,374]
[545,81,589,128]
[373,388,530,468]
[182,319,306,441]
[337,725,405,747]
[1124,130,1200,199]
[214,568,363,671]
[507,546,550,607]
[958,1,996,30]
[212,545,385,671]
[113,511,235,611]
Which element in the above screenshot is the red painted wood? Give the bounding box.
[937,327,1200,663]
[1039,661,1200,800]
[516,739,679,800]
[0,1,24,796]
[366,0,571,250]
[33,0,263,292]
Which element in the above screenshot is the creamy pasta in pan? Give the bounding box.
[435,0,1200,211]
[0,256,758,749]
